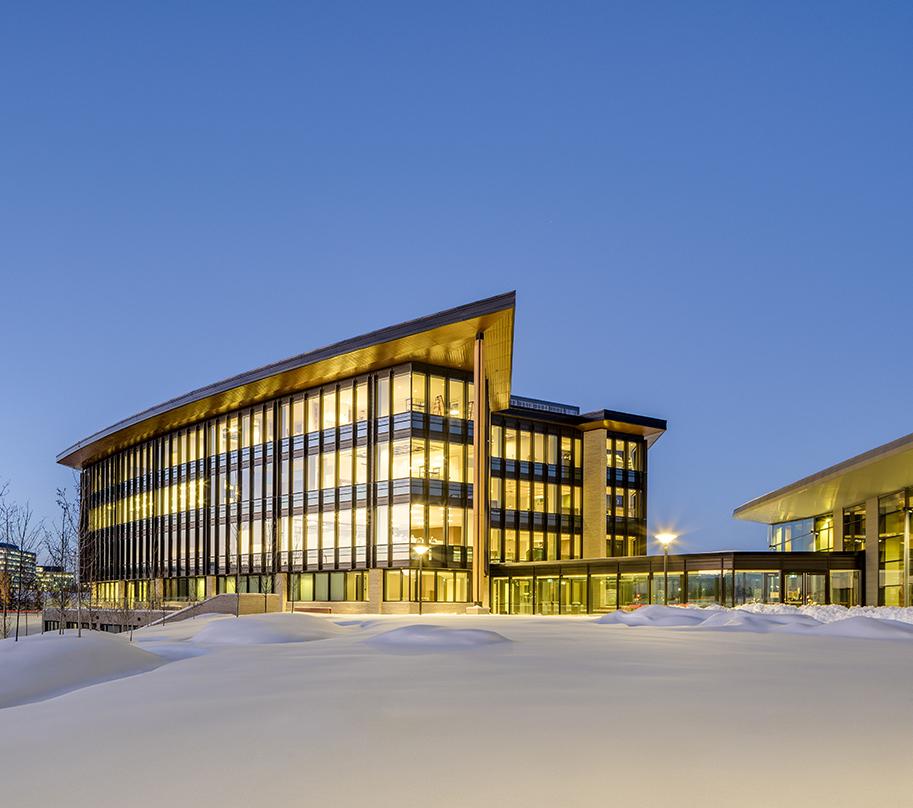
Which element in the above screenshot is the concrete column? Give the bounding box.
[204,575,217,599]
[471,333,490,610]
[864,496,879,606]
[368,568,384,613]
[273,572,288,611]
[582,428,608,559]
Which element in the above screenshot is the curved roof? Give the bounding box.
[734,430,913,523]
[58,292,516,469]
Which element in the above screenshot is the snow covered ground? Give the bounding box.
[2,606,912,806]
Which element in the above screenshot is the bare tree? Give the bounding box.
[55,486,84,635]
[114,583,138,641]
[8,501,42,642]
[46,492,78,635]
[0,559,10,639]
[145,578,166,628]
[262,574,272,614]
[186,578,200,619]
[0,481,11,639]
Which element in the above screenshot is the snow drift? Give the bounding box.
[189,613,347,645]
[595,605,709,627]
[0,632,164,708]
[595,603,913,640]
[366,624,511,651]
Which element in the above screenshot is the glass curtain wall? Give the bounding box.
[490,566,860,614]
[488,418,582,564]
[842,504,866,552]
[769,515,834,553]
[879,490,908,606]
[82,363,475,605]
[605,436,648,556]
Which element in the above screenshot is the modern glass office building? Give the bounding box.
[57,292,670,614]
[734,432,913,607]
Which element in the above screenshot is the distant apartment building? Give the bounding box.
[0,542,37,593]
[36,565,75,595]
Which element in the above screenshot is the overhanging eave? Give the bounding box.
[58,292,515,469]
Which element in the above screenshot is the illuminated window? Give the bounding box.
[533,481,545,513]
[292,397,304,436]
[518,480,531,511]
[547,434,558,465]
[490,424,502,457]
[355,445,368,485]
[504,529,517,561]
[252,410,263,446]
[228,416,239,452]
[322,389,337,430]
[448,442,464,483]
[428,505,445,545]
[410,502,426,542]
[448,507,464,546]
[392,372,410,414]
[520,430,532,463]
[391,438,409,479]
[307,394,320,434]
[448,378,464,418]
[338,384,353,426]
[518,530,531,562]
[429,376,446,416]
[490,528,502,561]
[321,452,336,490]
[560,437,572,467]
[375,504,389,552]
[391,502,409,554]
[337,448,353,486]
[533,432,544,464]
[504,479,517,511]
[428,440,445,480]
[490,477,502,509]
[355,380,368,422]
[375,441,390,482]
[375,375,390,418]
[307,454,319,491]
[410,439,426,479]
[547,483,557,513]
[505,429,517,460]
[411,372,426,412]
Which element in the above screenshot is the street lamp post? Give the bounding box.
[413,541,430,615]
[655,533,677,605]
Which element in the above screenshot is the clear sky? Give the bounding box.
[1,2,911,554]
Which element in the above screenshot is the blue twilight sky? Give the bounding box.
[1,2,912,554]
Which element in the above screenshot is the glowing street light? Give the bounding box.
[413,541,430,615]
[655,533,678,606]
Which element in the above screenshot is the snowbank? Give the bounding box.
[737,602,913,625]
[4,613,913,806]
[366,624,511,651]
[595,605,708,627]
[0,632,164,708]
[595,603,913,640]
[189,613,347,645]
